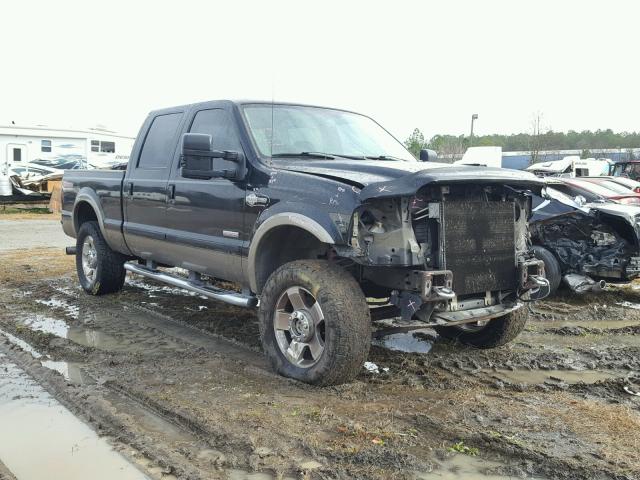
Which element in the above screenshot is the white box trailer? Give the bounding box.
[0,124,134,173]
[572,157,612,177]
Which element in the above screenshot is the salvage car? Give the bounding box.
[579,176,640,194]
[530,185,640,295]
[550,177,640,205]
[61,100,546,385]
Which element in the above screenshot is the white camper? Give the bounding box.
[526,157,575,177]
[454,146,503,168]
[526,155,612,177]
[0,124,135,174]
[572,157,611,177]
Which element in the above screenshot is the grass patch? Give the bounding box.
[0,207,51,215]
[448,441,479,456]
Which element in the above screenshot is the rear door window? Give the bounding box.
[138,113,183,169]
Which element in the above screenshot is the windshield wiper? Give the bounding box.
[364,155,406,161]
[272,152,369,161]
[272,152,335,160]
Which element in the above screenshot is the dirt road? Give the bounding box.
[1,217,639,479]
[0,216,69,251]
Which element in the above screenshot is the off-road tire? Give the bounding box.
[434,307,528,348]
[531,245,562,298]
[258,260,371,386]
[76,221,126,295]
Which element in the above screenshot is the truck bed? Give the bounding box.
[61,169,127,251]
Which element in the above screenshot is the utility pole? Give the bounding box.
[470,113,478,146]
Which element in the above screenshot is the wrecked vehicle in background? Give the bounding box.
[530,185,640,295]
[61,100,547,386]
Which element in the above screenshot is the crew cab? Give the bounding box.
[61,100,546,385]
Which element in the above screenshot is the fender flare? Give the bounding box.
[73,188,107,238]
[247,212,334,293]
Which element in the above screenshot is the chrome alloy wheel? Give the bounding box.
[81,235,98,282]
[273,286,325,368]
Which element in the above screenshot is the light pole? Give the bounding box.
[470,113,478,146]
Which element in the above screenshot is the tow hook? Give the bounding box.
[522,274,551,300]
[527,275,548,289]
[431,286,456,299]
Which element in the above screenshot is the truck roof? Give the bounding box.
[148,100,361,117]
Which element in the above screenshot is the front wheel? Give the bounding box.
[434,307,528,348]
[76,221,126,295]
[531,246,561,299]
[258,260,371,386]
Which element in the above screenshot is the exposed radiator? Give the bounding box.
[441,201,516,295]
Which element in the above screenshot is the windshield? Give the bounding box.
[242,104,415,162]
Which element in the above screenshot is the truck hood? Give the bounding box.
[274,159,544,200]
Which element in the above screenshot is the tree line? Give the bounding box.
[404,128,640,158]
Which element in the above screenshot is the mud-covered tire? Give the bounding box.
[258,260,371,386]
[434,307,528,348]
[76,221,126,295]
[531,245,562,298]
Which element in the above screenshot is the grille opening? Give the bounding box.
[441,200,516,295]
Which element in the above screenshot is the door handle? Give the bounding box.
[126,182,134,196]
[167,184,176,202]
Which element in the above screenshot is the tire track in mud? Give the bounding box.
[0,308,284,479]
[3,275,640,479]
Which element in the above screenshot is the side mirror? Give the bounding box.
[419,149,437,162]
[181,133,246,180]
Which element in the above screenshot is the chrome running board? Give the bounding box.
[124,262,258,308]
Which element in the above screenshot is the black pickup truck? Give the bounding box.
[61,100,546,385]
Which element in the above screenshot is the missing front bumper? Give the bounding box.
[373,256,545,322]
[430,302,522,326]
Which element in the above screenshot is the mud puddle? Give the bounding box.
[483,368,621,386]
[19,313,131,352]
[0,355,149,480]
[418,454,547,479]
[517,330,640,348]
[0,327,90,384]
[373,329,434,354]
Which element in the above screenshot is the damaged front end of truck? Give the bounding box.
[334,167,547,327]
[530,187,640,293]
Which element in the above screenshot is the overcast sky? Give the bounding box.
[2,0,639,141]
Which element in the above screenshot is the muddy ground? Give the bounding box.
[1,216,640,479]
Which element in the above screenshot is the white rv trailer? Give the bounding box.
[454,146,503,168]
[572,157,612,176]
[0,124,135,173]
[526,156,612,177]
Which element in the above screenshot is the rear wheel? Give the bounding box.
[76,221,126,295]
[258,260,371,385]
[434,307,528,348]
